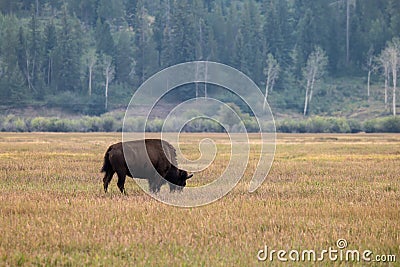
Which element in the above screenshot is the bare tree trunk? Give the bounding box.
[31,56,36,88]
[198,19,203,60]
[105,74,109,110]
[393,68,397,116]
[367,69,371,101]
[25,52,32,91]
[263,72,271,111]
[304,78,311,116]
[47,57,51,85]
[89,67,93,96]
[86,51,97,96]
[309,71,316,102]
[104,59,114,111]
[88,59,96,96]
[204,61,208,98]
[384,70,388,110]
[166,0,171,36]
[36,0,39,16]
[141,5,145,84]
[105,64,110,111]
[195,62,199,99]
[263,81,269,111]
[346,0,350,65]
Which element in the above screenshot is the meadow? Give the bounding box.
[0,132,399,266]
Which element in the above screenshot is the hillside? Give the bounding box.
[0,0,399,120]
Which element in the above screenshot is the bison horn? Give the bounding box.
[187,173,193,179]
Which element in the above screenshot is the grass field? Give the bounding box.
[0,132,399,266]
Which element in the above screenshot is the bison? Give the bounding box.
[101,139,193,194]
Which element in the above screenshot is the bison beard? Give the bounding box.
[101,139,193,194]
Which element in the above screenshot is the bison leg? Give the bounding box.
[169,183,182,192]
[148,178,159,193]
[148,172,165,194]
[116,171,127,194]
[103,170,115,193]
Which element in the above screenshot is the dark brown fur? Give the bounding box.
[101,139,192,194]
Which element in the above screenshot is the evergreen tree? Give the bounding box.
[115,31,134,85]
[133,0,157,85]
[53,6,83,92]
[28,6,44,96]
[125,0,138,28]
[43,20,57,88]
[153,1,167,68]
[160,0,174,68]
[234,0,263,83]
[67,0,98,27]
[0,15,26,102]
[97,0,125,26]
[262,0,292,65]
[95,18,115,56]
[168,0,196,64]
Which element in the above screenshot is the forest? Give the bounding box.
[0,0,399,118]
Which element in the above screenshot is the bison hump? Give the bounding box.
[161,140,178,167]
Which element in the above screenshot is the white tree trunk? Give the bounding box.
[304,79,311,116]
[367,70,371,101]
[86,51,97,96]
[195,62,199,99]
[346,0,350,65]
[263,75,270,111]
[25,56,32,91]
[309,71,316,102]
[36,0,39,16]
[384,69,388,110]
[204,61,208,98]
[47,57,52,85]
[104,61,113,111]
[88,60,96,96]
[393,68,397,116]
[89,67,93,96]
[105,74,109,110]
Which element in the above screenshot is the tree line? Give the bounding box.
[0,0,399,115]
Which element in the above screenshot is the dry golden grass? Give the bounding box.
[0,132,399,266]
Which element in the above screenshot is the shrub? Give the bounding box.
[381,116,400,132]
[14,118,28,132]
[306,116,330,133]
[277,119,300,133]
[327,117,350,133]
[81,116,102,132]
[364,116,400,133]
[145,118,163,132]
[101,116,115,132]
[53,119,75,132]
[31,117,50,132]
[348,119,363,133]
[123,117,145,132]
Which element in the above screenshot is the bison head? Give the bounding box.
[168,169,193,192]
[178,169,193,187]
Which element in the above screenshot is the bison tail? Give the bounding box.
[101,146,113,173]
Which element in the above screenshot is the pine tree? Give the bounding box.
[0,15,26,102]
[115,31,134,85]
[169,0,196,64]
[234,0,263,82]
[43,20,57,88]
[125,0,138,28]
[95,18,115,56]
[133,0,157,85]
[262,0,292,65]
[97,0,125,26]
[53,6,83,92]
